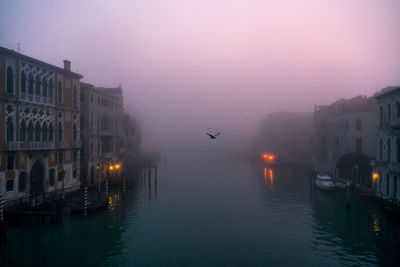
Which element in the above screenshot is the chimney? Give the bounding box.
[63,60,71,72]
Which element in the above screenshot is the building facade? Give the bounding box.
[0,47,82,206]
[80,83,124,185]
[373,86,400,202]
[313,95,377,182]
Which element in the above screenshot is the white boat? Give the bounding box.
[335,181,351,189]
[315,175,336,191]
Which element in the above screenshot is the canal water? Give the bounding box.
[1,143,400,266]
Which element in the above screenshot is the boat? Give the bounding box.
[70,200,107,215]
[315,175,336,191]
[335,181,351,190]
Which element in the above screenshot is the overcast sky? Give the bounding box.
[1,0,400,150]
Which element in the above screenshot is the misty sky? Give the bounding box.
[1,0,400,150]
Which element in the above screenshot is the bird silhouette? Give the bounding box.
[207,132,221,139]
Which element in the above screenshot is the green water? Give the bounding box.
[1,148,400,266]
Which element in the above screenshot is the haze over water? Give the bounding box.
[2,0,400,148]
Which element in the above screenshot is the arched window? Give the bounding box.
[6,66,14,94]
[49,123,54,142]
[396,101,400,118]
[73,86,77,106]
[28,121,34,141]
[58,122,63,141]
[48,79,53,99]
[42,78,47,97]
[388,138,391,162]
[6,118,14,142]
[42,123,48,141]
[58,81,63,103]
[18,172,26,192]
[388,103,392,119]
[21,71,27,93]
[379,106,383,127]
[49,169,55,186]
[379,139,383,160]
[73,123,77,141]
[35,122,41,141]
[20,120,26,142]
[35,75,41,96]
[6,179,14,192]
[28,73,34,94]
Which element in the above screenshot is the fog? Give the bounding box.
[2,0,400,153]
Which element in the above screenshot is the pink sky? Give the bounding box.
[1,0,400,149]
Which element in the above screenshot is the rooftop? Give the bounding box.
[373,86,400,99]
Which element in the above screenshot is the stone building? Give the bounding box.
[80,83,124,185]
[373,86,400,202]
[312,95,377,183]
[0,47,82,206]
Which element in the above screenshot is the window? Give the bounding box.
[58,170,63,181]
[58,152,64,165]
[20,120,26,142]
[6,66,14,94]
[42,123,48,141]
[58,122,63,142]
[80,92,85,103]
[21,71,26,93]
[28,121,34,141]
[91,94,93,103]
[90,142,93,158]
[397,139,400,163]
[97,142,100,156]
[42,78,47,97]
[73,124,77,141]
[379,106,383,127]
[379,139,383,160]
[49,123,54,142]
[35,122,41,142]
[90,112,93,130]
[58,81,63,103]
[397,101,400,118]
[49,169,55,186]
[18,172,26,192]
[48,79,53,99]
[356,138,362,153]
[28,73,34,94]
[6,118,14,142]
[73,169,77,178]
[73,86,77,106]
[388,138,391,162]
[388,103,392,119]
[35,75,41,96]
[7,155,14,171]
[356,119,361,131]
[73,151,77,162]
[6,179,14,192]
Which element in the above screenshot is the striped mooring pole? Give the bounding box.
[98,176,101,194]
[84,185,88,216]
[123,176,126,200]
[0,194,4,222]
[105,179,109,199]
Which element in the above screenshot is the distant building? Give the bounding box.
[373,86,400,202]
[80,83,125,184]
[254,112,313,165]
[0,47,82,206]
[312,95,377,183]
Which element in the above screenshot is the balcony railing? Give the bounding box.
[5,141,55,150]
[57,141,68,149]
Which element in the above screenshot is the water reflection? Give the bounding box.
[372,213,380,237]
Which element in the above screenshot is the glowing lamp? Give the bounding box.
[372,172,379,180]
[263,154,268,159]
[109,165,114,171]
[268,155,274,160]
[115,164,120,170]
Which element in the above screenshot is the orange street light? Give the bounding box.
[115,164,120,170]
[263,154,268,159]
[109,165,114,171]
[268,155,274,160]
[372,172,379,180]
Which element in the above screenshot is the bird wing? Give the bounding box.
[206,133,213,138]
[215,133,221,137]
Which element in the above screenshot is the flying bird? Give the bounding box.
[207,132,221,139]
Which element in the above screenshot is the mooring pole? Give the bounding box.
[123,176,126,200]
[346,186,350,210]
[105,179,109,199]
[84,185,88,216]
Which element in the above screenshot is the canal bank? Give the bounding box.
[1,148,400,266]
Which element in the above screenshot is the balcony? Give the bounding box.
[5,141,55,150]
[57,141,68,149]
